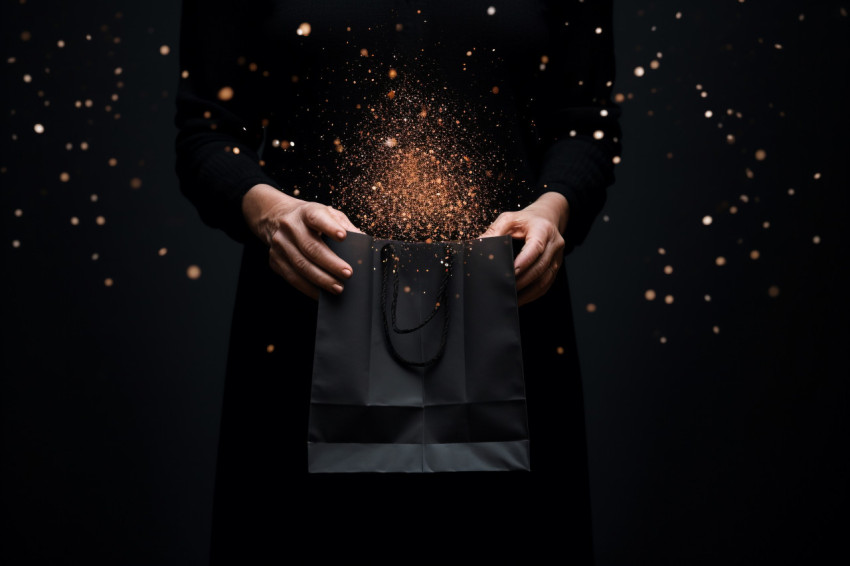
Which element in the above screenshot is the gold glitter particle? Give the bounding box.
[266,344,275,353]
[586,303,597,313]
[755,149,767,161]
[60,172,70,182]
[297,22,312,36]
[360,48,369,57]
[217,86,234,101]
[186,265,202,279]
[130,177,142,189]
[159,45,170,55]
[749,250,760,260]
[556,346,564,355]
[768,285,780,298]
[491,86,499,94]
[158,247,167,256]
[664,295,674,304]
[104,278,114,287]
[388,68,398,79]
[645,289,656,301]
[33,123,44,134]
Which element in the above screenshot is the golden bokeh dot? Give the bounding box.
[23,74,32,83]
[645,289,656,301]
[14,208,23,217]
[156,247,168,256]
[232,146,240,154]
[108,157,117,166]
[663,265,673,275]
[266,344,275,353]
[715,256,727,266]
[633,66,645,77]
[702,215,713,225]
[556,346,564,355]
[70,216,79,225]
[60,172,70,182]
[658,247,666,255]
[91,253,99,261]
[217,86,234,101]
[813,235,821,244]
[403,285,411,293]
[704,294,711,302]
[612,155,621,164]
[21,31,32,41]
[388,68,398,79]
[104,278,114,287]
[659,336,667,344]
[664,294,674,304]
[704,110,713,118]
[586,303,597,313]
[813,172,821,180]
[12,239,21,248]
[114,67,122,75]
[296,22,312,36]
[712,326,720,334]
[34,123,44,134]
[95,215,105,225]
[650,59,660,70]
[750,250,760,260]
[755,149,767,161]
[159,44,170,55]
[186,265,202,280]
[181,70,189,79]
[80,141,89,150]
[593,130,604,140]
[130,177,142,189]
[768,285,780,298]
[491,85,500,94]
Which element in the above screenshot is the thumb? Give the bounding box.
[479,213,514,238]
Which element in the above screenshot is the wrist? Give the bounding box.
[533,191,570,234]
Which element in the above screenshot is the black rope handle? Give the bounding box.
[380,243,455,367]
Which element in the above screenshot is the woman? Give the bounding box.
[175,1,620,563]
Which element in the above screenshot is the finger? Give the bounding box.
[268,247,320,300]
[301,204,349,241]
[479,212,517,238]
[513,229,548,278]
[329,208,364,234]
[284,222,353,280]
[517,261,559,306]
[274,235,346,294]
[516,233,562,290]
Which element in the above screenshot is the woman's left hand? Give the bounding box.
[479,192,570,306]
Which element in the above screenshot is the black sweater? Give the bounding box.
[174,0,621,251]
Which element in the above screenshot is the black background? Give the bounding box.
[2,1,848,564]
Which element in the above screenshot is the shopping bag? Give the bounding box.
[307,231,530,473]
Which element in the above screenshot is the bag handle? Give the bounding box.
[380,243,455,367]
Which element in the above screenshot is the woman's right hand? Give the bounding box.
[241,183,361,299]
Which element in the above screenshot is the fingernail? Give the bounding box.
[515,266,521,274]
[332,283,344,294]
[342,268,352,278]
[337,231,346,239]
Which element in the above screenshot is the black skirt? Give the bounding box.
[209,240,594,565]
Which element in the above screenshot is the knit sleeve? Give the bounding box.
[173,0,282,245]
[529,0,622,254]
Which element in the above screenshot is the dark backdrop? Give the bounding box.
[2,1,847,564]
